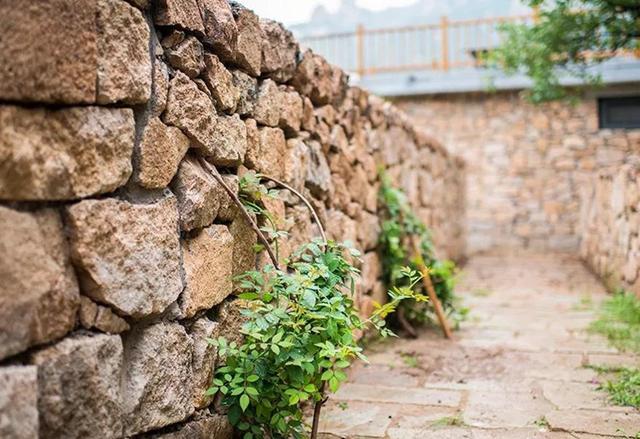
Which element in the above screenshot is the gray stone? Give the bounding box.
[155,0,205,33]
[66,195,183,318]
[232,69,258,115]
[189,319,220,409]
[32,334,123,439]
[165,35,205,78]
[181,225,234,318]
[78,296,130,334]
[197,0,237,59]
[260,18,298,82]
[229,2,264,76]
[163,71,218,156]
[152,413,233,438]
[0,366,38,439]
[0,207,79,361]
[122,322,194,436]
[253,79,282,127]
[0,105,134,201]
[202,53,239,113]
[137,117,190,189]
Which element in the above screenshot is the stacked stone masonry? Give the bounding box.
[0,1,465,437]
[397,91,640,256]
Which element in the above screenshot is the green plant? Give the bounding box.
[532,415,550,429]
[488,0,639,103]
[589,290,640,353]
[431,414,465,427]
[587,364,640,408]
[401,352,420,368]
[206,173,427,439]
[378,171,464,332]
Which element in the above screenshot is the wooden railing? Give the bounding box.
[300,14,535,76]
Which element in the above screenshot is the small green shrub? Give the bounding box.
[588,365,640,409]
[590,290,640,353]
[378,171,465,329]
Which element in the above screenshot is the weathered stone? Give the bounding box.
[166,36,205,78]
[122,322,194,436]
[32,334,123,439]
[279,87,303,136]
[0,105,134,201]
[260,18,298,82]
[0,0,150,105]
[189,318,220,409]
[137,117,190,189]
[161,29,185,48]
[360,252,382,294]
[291,50,347,106]
[206,113,247,166]
[96,0,152,104]
[155,0,204,33]
[230,213,258,277]
[357,210,381,251]
[245,120,287,180]
[66,195,183,318]
[181,225,234,318]
[229,2,264,76]
[306,140,332,198]
[253,79,282,127]
[284,137,310,192]
[152,60,170,116]
[216,299,248,345]
[163,71,217,155]
[232,69,258,115]
[326,209,357,245]
[152,413,233,438]
[0,207,79,360]
[197,0,237,59]
[302,96,317,132]
[78,296,130,334]
[0,366,38,439]
[202,53,239,113]
[217,174,241,222]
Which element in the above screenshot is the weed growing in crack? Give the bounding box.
[589,290,640,353]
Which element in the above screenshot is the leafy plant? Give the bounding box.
[378,171,464,331]
[588,364,640,408]
[488,0,640,102]
[589,290,640,353]
[207,173,427,438]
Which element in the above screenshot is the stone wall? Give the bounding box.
[580,161,640,295]
[396,90,640,254]
[0,1,464,437]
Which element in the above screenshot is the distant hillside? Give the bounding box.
[291,0,530,36]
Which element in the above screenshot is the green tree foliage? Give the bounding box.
[378,172,465,328]
[490,0,640,102]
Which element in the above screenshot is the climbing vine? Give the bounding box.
[207,172,427,438]
[378,171,466,332]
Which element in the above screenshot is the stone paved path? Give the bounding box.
[319,253,640,438]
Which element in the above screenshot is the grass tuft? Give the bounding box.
[587,365,640,409]
[589,290,640,353]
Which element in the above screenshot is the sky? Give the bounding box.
[238,0,420,26]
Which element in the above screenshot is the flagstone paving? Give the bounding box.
[319,252,640,438]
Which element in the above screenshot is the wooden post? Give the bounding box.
[411,237,453,339]
[440,15,449,71]
[356,24,365,77]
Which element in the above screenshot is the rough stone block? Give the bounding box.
[202,53,239,113]
[0,207,79,360]
[229,2,264,76]
[197,0,237,59]
[230,213,258,277]
[66,195,183,318]
[122,322,194,436]
[0,366,38,439]
[306,140,332,198]
[96,0,152,104]
[189,318,220,409]
[244,120,287,180]
[152,413,233,438]
[137,117,190,189]
[0,105,134,201]
[260,18,298,82]
[32,334,123,439]
[291,50,347,106]
[207,113,247,166]
[165,35,205,78]
[253,79,282,127]
[0,0,151,105]
[163,71,218,156]
[78,296,130,334]
[181,225,234,318]
[152,60,170,117]
[357,211,381,251]
[155,0,205,33]
[232,70,258,115]
[171,155,227,231]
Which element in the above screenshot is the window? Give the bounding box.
[598,96,640,129]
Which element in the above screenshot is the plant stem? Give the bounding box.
[199,157,280,269]
[310,381,327,439]
[260,175,328,244]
